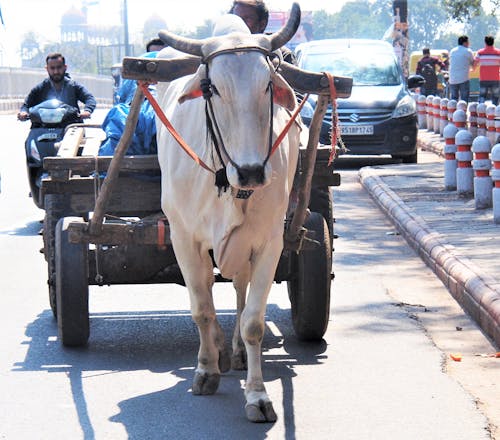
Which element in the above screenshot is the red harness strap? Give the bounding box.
[139,82,214,173]
[269,92,309,157]
[140,81,309,169]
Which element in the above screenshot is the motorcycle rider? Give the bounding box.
[17,52,96,126]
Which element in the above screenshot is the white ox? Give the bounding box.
[155,4,301,423]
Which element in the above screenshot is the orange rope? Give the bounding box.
[269,92,309,157]
[139,82,214,173]
[324,72,341,166]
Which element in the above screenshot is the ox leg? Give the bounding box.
[241,242,281,423]
[231,267,250,370]
[172,239,229,395]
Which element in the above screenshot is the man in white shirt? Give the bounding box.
[449,35,475,102]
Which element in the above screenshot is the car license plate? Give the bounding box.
[340,125,374,135]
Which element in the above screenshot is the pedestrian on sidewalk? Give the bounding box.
[416,48,446,96]
[474,35,500,105]
[449,35,475,103]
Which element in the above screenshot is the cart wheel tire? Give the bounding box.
[44,194,72,318]
[309,186,333,247]
[288,211,331,341]
[55,217,89,347]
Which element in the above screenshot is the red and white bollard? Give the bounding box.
[468,102,478,137]
[457,100,468,112]
[486,104,497,146]
[439,98,449,136]
[426,95,435,131]
[433,96,441,134]
[476,102,487,136]
[472,136,492,209]
[452,109,467,131]
[491,143,500,223]
[417,94,427,128]
[447,99,457,125]
[455,129,474,197]
[443,123,458,190]
[496,105,500,145]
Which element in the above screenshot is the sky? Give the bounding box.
[0,0,349,67]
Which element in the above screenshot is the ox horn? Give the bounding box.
[268,2,301,51]
[158,30,204,57]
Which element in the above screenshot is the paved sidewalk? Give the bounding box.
[360,129,500,348]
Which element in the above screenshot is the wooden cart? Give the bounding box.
[41,58,352,347]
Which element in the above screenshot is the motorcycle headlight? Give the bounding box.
[393,94,417,118]
[30,139,41,162]
[38,107,65,124]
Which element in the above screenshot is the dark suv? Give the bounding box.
[295,39,421,163]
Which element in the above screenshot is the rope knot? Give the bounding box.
[200,78,213,100]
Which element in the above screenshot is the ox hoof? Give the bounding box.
[245,400,277,423]
[219,347,231,373]
[192,372,220,395]
[231,350,247,371]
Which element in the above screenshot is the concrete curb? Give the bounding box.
[360,166,500,348]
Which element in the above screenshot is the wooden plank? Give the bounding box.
[57,126,85,158]
[122,56,353,98]
[81,137,102,157]
[44,155,160,174]
[67,220,171,246]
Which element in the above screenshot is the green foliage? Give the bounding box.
[408,0,449,51]
[313,1,391,40]
[441,0,499,22]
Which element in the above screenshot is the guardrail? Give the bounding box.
[0,67,114,114]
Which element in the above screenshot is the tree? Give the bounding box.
[441,0,500,22]
[408,0,449,52]
[313,1,391,40]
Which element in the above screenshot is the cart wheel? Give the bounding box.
[287,211,331,341]
[55,217,89,347]
[44,194,72,318]
[309,186,333,248]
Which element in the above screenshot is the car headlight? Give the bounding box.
[300,99,314,120]
[393,94,416,118]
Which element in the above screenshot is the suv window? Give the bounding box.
[301,50,401,86]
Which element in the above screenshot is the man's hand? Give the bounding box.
[17,111,29,121]
[80,110,92,119]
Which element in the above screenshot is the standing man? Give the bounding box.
[448,35,475,103]
[17,52,96,125]
[229,0,295,64]
[475,35,500,105]
[416,48,446,96]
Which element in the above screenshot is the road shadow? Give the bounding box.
[0,219,43,236]
[13,302,327,440]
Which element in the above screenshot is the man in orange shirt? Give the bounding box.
[475,35,500,105]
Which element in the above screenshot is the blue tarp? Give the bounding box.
[99,51,159,157]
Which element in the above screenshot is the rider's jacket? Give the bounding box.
[20,76,96,127]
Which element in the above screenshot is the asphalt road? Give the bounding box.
[0,112,496,439]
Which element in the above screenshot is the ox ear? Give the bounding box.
[178,65,206,104]
[271,71,297,112]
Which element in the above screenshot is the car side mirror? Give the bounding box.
[407,74,425,90]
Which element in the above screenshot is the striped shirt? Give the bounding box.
[475,45,500,82]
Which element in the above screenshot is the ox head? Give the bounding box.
[157,3,301,191]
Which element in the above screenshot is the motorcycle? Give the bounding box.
[23,99,80,209]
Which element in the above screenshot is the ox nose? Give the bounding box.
[237,164,266,187]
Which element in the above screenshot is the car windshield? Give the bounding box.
[301,49,401,86]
